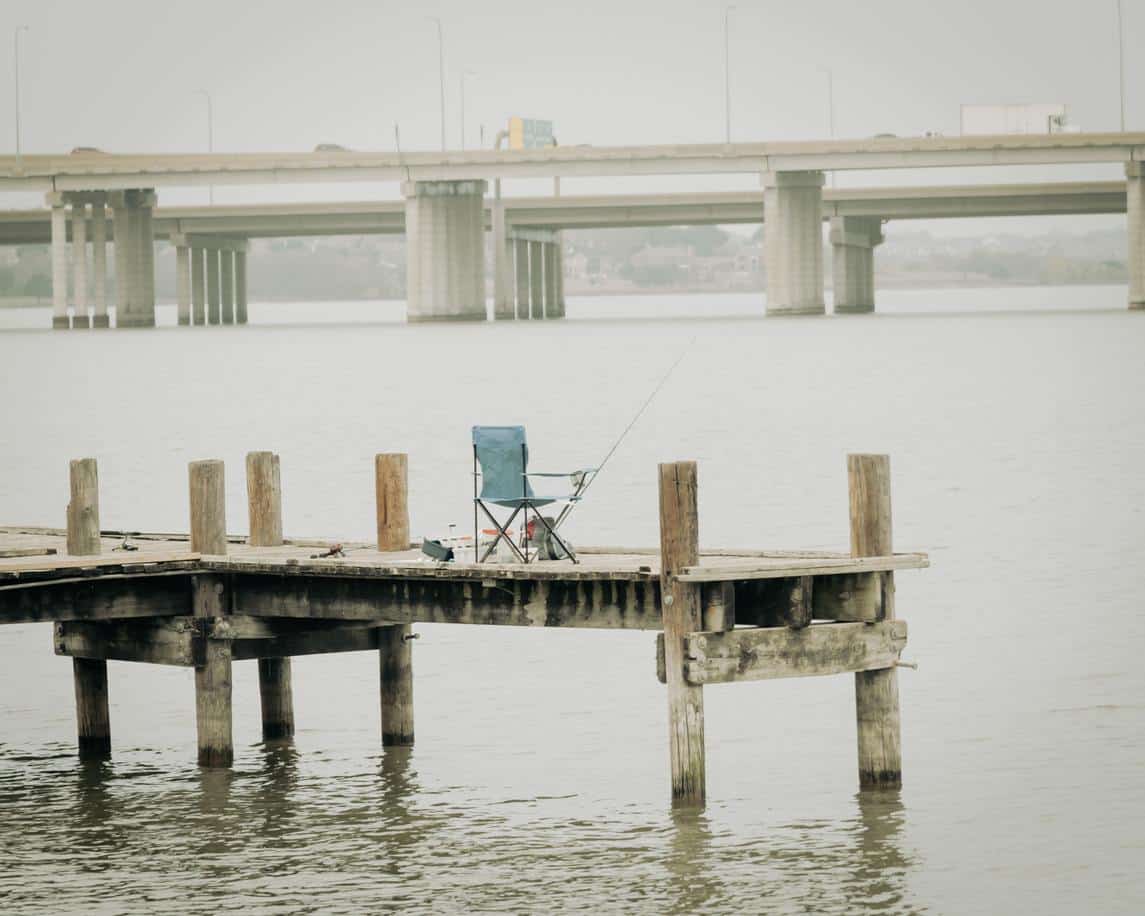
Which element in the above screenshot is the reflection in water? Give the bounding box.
[847,790,917,913]
[666,806,721,914]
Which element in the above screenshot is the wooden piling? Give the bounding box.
[67,458,110,758]
[374,453,410,552]
[66,458,101,556]
[190,459,233,766]
[376,453,414,745]
[247,451,294,740]
[659,461,705,805]
[189,460,227,555]
[849,453,903,789]
[379,625,414,745]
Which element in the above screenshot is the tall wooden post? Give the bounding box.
[247,451,294,740]
[849,453,902,789]
[659,461,705,805]
[190,460,233,767]
[376,453,413,745]
[66,458,111,759]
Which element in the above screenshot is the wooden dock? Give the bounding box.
[0,451,927,805]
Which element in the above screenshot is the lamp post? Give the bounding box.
[196,90,214,204]
[724,5,736,143]
[460,70,475,150]
[14,26,29,161]
[1116,0,1126,130]
[428,17,446,150]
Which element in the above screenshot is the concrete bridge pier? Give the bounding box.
[206,249,220,323]
[514,239,530,319]
[492,183,515,320]
[90,196,109,328]
[508,229,564,319]
[830,216,884,314]
[174,240,191,325]
[763,171,826,316]
[70,202,89,328]
[1129,163,1144,310]
[47,193,70,328]
[108,189,158,328]
[191,246,206,325]
[220,250,235,325]
[403,180,487,322]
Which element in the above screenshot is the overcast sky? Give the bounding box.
[0,0,1139,233]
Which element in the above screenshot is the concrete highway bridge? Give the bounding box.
[1,132,1142,327]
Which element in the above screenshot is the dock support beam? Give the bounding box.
[67,457,110,758]
[659,461,705,805]
[190,459,232,766]
[763,171,825,316]
[831,216,883,314]
[376,453,414,745]
[247,451,294,740]
[849,453,902,789]
[1129,163,1144,311]
[403,179,488,322]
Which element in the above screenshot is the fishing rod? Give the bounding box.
[550,338,695,533]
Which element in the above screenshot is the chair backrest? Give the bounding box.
[473,426,535,501]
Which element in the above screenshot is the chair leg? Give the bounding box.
[534,512,578,565]
[477,501,526,563]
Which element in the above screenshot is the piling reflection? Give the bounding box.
[250,740,301,841]
[847,789,916,912]
[665,805,722,914]
[71,758,124,852]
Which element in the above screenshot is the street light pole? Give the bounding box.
[14,26,29,160]
[428,17,446,151]
[196,90,214,204]
[724,6,736,143]
[460,70,474,150]
[1116,0,1126,131]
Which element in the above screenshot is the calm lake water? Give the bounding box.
[1,288,1143,914]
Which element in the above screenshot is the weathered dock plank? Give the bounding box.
[654,620,909,685]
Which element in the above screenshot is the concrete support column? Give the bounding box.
[1129,163,1144,310]
[763,170,825,315]
[492,188,515,320]
[110,189,157,328]
[529,240,544,319]
[206,249,221,324]
[48,194,70,328]
[235,249,248,324]
[555,234,567,316]
[220,249,235,325]
[403,179,487,322]
[543,242,560,319]
[111,203,127,327]
[175,244,192,325]
[514,238,530,319]
[91,197,109,328]
[191,247,206,325]
[830,216,884,315]
[71,203,90,328]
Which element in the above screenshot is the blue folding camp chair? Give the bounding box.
[472,426,595,564]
